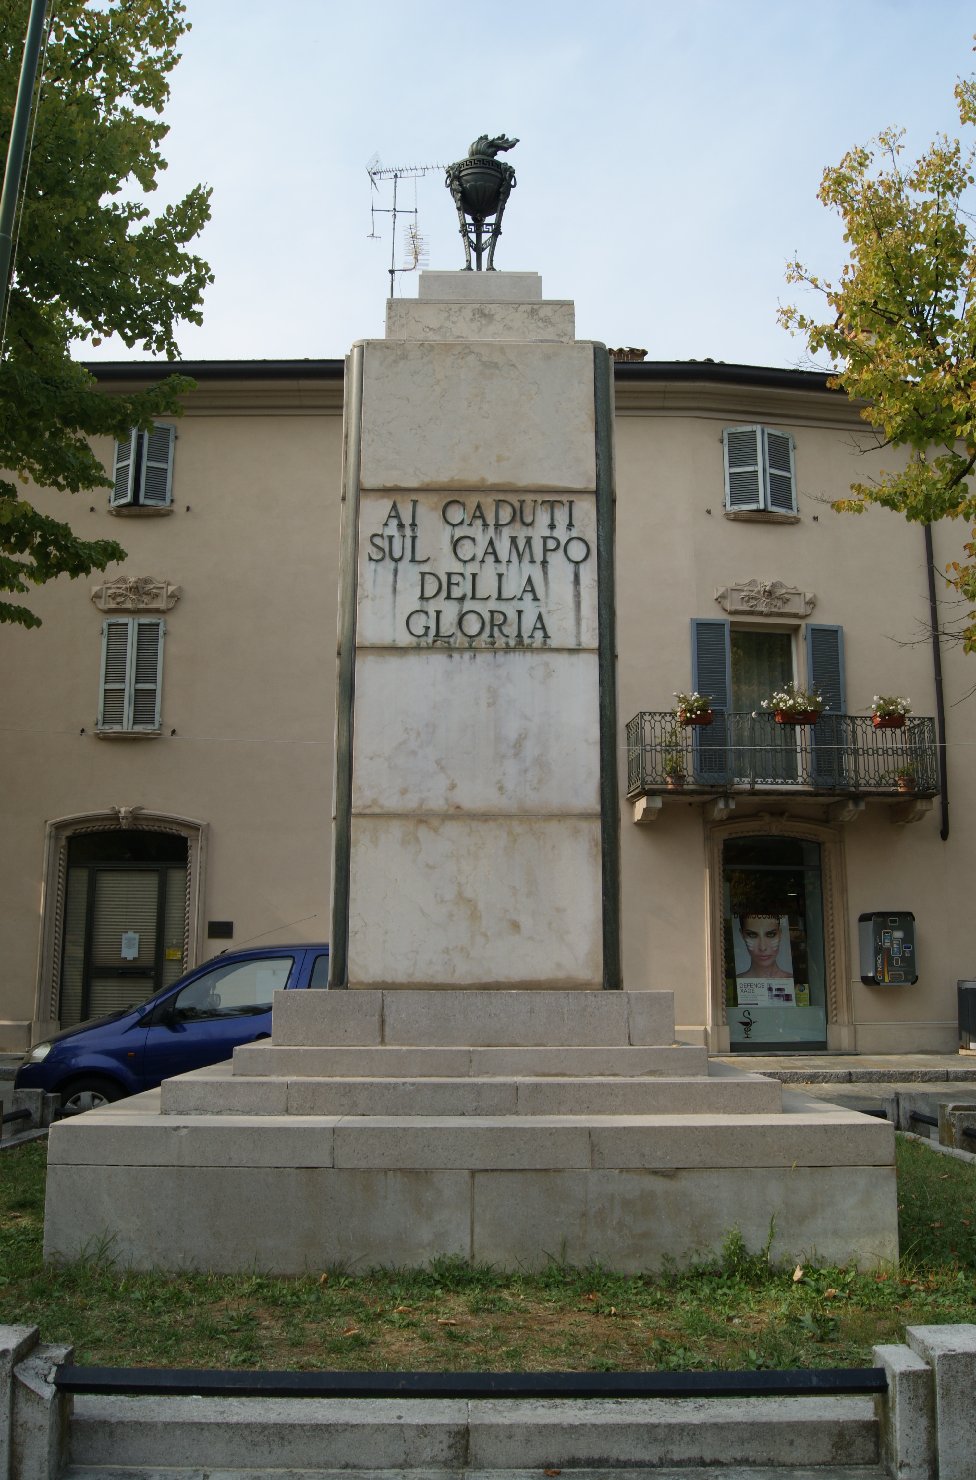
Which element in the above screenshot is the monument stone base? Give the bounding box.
[43,270,897,1273]
[44,989,898,1272]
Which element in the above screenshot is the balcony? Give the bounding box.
[625,712,939,820]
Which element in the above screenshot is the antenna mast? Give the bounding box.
[367,156,443,298]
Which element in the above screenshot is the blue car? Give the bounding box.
[15,943,329,1113]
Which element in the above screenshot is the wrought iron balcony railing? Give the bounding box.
[625,712,939,798]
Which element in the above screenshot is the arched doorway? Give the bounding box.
[34,811,207,1035]
[59,830,188,1026]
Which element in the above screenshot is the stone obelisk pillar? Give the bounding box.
[329,272,619,990]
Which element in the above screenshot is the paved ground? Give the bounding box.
[713,1051,976,1124]
[715,1051,976,1082]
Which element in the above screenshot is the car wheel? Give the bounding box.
[59,1077,124,1115]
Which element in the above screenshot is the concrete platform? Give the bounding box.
[44,990,899,1274]
[66,1393,880,1473]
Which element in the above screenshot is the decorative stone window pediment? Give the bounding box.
[91,575,181,612]
[714,578,815,618]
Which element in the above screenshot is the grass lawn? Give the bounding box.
[1,1134,973,1371]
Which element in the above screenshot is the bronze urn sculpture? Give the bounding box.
[444,134,518,271]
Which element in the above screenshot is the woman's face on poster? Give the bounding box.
[741,914,782,973]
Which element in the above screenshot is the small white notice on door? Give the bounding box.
[120,931,140,961]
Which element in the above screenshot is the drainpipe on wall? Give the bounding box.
[924,522,949,840]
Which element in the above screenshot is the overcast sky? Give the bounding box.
[81,0,976,368]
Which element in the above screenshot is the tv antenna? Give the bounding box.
[367,155,443,297]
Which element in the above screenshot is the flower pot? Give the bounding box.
[678,709,713,727]
[873,713,906,729]
[665,773,687,791]
[774,710,820,725]
[896,775,916,794]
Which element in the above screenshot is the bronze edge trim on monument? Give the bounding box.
[328,343,365,988]
[594,345,622,990]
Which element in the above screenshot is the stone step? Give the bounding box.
[159,1069,783,1118]
[62,1469,892,1480]
[67,1395,880,1472]
[271,988,676,1050]
[49,1100,893,1172]
[231,1042,709,1078]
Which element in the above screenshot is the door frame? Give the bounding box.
[34,810,207,1039]
[77,863,169,1023]
[704,814,854,1054]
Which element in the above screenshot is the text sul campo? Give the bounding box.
[367,500,591,567]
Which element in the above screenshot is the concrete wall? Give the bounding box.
[8,1319,976,1478]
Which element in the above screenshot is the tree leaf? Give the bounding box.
[782,46,976,648]
[0,0,211,627]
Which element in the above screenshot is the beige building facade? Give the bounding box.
[1,364,344,1050]
[0,357,970,1055]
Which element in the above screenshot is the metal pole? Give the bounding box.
[923,522,950,839]
[388,173,398,299]
[0,0,50,336]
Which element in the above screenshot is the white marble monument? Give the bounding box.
[331,270,619,992]
[43,272,899,1274]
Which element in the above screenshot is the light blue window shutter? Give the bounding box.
[723,427,763,510]
[99,619,133,727]
[111,431,137,506]
[692,618,731,782]
[140,425,175,506]
[764,429,796,513]
[131,619,164,728]
[807,625,846,788]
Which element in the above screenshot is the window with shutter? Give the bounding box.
[723,426,797,515]
[99,620,131,726]
[765,431,796,512]
[723,428,763,510]
[692,618,732,782]
[109,425,175,510]
[806,625,846,715]
[806,625,846,788]
[111,434,136,506]
[98,617,165,733]
[684,621,847,790]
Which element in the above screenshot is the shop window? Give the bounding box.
[723,426,796,514]
[723,836,828,1051]
[111,424,175,510]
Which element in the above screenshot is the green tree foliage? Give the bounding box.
[0,0,211,626]
[781,65,976,649]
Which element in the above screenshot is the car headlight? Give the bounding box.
[27,1043,52,1063]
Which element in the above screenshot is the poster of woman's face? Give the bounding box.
[734,913,795,1004]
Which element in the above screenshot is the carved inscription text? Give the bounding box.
[363,495,594,649]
